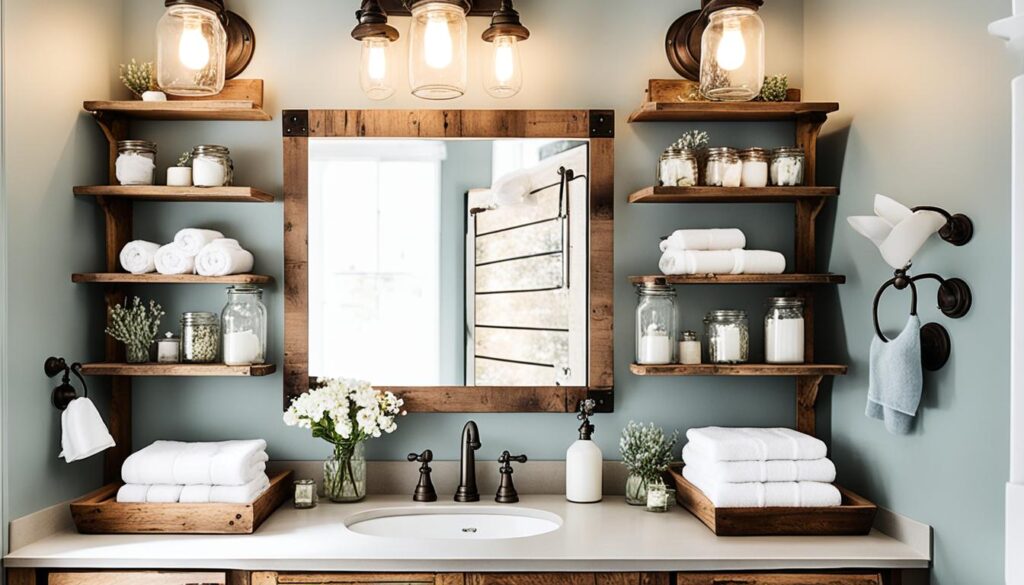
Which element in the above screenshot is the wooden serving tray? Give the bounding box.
[70,470,293,534]
[669,465,877,536]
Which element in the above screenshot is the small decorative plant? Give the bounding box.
[284,378,405,502]
[176,152,192,167]
[620,421,678,505]
[119,59,157,99]
[678,130,710,152]
[105,297,165,364]
[758,74,789,102]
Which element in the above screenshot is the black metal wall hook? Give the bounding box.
[44,356,88,410]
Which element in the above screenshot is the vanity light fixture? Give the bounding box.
[351,0,400,100]
[666,0,765,102]
[408,0,470,99]
[481,0,529,98]
[156,0,255,96]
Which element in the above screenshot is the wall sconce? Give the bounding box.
[848,194,974,270]
[156,0,255,96]
[666,0,765,102]
[351,0,400,100]
[482,0,529,99]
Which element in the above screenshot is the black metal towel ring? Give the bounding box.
[44,356,88,410]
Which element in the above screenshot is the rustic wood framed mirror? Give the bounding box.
[283,110,613,413]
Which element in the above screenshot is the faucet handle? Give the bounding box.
[408,449,437,502]
[408,450,433,464]
[498,451,528,469]
[496,451,527,503]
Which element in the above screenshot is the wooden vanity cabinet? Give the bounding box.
[675,574,884,585]
[46,571,230,585]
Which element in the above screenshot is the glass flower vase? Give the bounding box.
[125,342,150,364]
[625,473,653,506]
[323,442,366,503]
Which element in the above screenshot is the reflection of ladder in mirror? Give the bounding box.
[467,166,588,385]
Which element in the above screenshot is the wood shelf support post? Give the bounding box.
[795,197,826,274]
[796,374,824,436]
[795,112,828,186]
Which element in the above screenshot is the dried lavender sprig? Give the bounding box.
[105,297,165,348]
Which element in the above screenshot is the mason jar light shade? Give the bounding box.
[157,4,228,96]
[483,34,522,98]
[699,7,765,102]
[408,2,468,100]
[360,36,397,100]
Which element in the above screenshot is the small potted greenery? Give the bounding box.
[620,421,678,505]
[105,297,165,363]
[119,59,165,102]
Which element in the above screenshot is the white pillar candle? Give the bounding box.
[166,166,192,187]
[639,334,672,365]
[679,340,702,365]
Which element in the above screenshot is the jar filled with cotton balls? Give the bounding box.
[191,145,234,188]
[770,147,806,186]
[635,281,678,365]
[115,140,157,185]
[657,142,698,188]
[220,285,267,366]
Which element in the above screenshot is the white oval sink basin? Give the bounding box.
[344,506,562,540]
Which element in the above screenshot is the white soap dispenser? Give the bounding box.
[566,399,603,503]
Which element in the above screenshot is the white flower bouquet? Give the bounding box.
[284,378,404,502]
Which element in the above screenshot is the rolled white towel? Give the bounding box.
[173,228,225,256]
[180,474,271,504]
[660,229,746,252]
[154,243,196,275]
[682,465,841,508]
[119,240,161,274]
[115,484,149,503]
[659,250,736,275]
[685,427,828,462]
[732,249,786,275]
[683,444,836,483]
[195,239,254,277]
[145,484,185,503]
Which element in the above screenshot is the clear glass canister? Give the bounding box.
[191,145,234,187]
[771,147,806,186]
[636,281,678,365]
[739,147,769,188]
[658,144,699,188]
[156,331,181,364]
[115,140,157,186]
[221,285,267,366]
[765,297,805,364]
[704,310,749,364]
[705,147,742,187]
[181,311,220,363]
[699,6,766,102]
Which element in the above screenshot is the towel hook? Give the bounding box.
[44,356,88,411]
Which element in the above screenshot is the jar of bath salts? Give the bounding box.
[770,147,806,186]
[181,312,220,363]
[191,145,234,187]
[704,310,749,364]
[705,147,742,187]
[220,285,267,366]
[679,330,702,365]
[657,143,699,188]
[636,281,678,365]
[765,297,805,364]
[115,140,157,185]
[739,147,769,188]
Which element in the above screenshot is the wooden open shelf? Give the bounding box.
[630,363,848,377]
[629,186,838,204]
[80,363,277,377]
[73,273,274,285]
[631,274,846,285]
[628,101,839,123]
[83,100,271,121]
[74,185,275,203]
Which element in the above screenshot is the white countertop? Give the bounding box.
[4,495,930,572]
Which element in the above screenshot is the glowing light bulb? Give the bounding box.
[423,12,453,69]
[179,18,211,70]
[715,20,747,72]
[367,44,388,81]
[493,36,516,84]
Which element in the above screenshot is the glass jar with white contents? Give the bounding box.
[765,297,805,364]
[739,147,769,188]
[636,281,678,365]
[181,312,220,363]
[115,140,157,186]
[770,147,806,186]
[705,147,742,187]
[191,145,234,187]
[658,143,699,188]
[704,310,749,364]
[220,285,267,366]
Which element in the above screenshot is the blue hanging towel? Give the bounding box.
[866,314,924,434]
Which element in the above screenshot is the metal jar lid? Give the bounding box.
[738,147,769,161]
[706,146,739,161]
[117,140,157,154]
[771,147,805,158]
[636,279,676,295]
[767,296,804,308]
[192,144,231,156]
[181,311,219,325]
[705,309,748,322]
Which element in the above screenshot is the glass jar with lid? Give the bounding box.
[156,331,181,364]
[705,147,742,187]
[191,144,234,187]
[770,147,806,186]
[658,142,699,188]
[221,285,267,366]
[115,140,157,186]
[765,297,805,364]
[739,147,769,188]
[636,280,678,365]
[181,311,220,363]
[704,310,749,364]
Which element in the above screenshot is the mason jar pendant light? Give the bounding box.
[408,0,470,100]
[351,0,400,101]
[481,0,529,98]
[156,0,255,96]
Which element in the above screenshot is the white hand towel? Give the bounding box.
[660,229,746,252]
[685,427,828,462]
[123,439,269,486]
[180,474,271,504]
[119,240,161,274]
[146,484,185,503]
[154,243,196,275]
[121,440,182,485]
[682,444,836,483]
[659,250,737,275]
[683,465,841,508]
[490,169,534,208]
[731,249,786,275]
[59,398,116,463]
[195,239,255,277]
[173,228,225,256]
[115,484,149,503]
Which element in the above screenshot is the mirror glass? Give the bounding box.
[308,138,590,388]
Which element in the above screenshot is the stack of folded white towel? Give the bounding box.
[116,440,270,504]
[682,427,841,508]
[119,228,255,277]
[658,228,786,276]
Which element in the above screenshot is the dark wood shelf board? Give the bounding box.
[630,363,848,377]
[74,185,275,203]
[80,363,276,377]
[628,101,839,123]
[631,274,846,285]
[72,273,274,285]
[83,100,271,121]
[628,186,838,204]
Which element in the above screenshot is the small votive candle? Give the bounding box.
[679,330,702,365]
[294,478,318,509]
[646,482,672,513]
[156,332,180,364]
